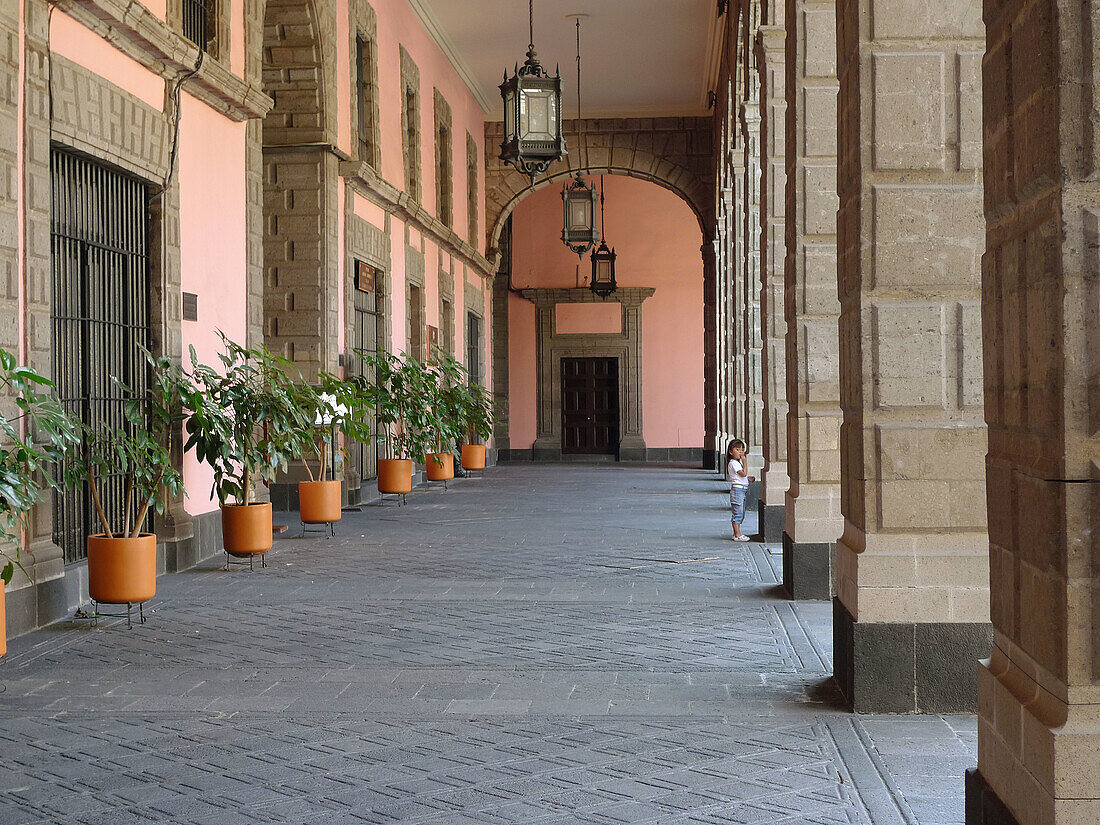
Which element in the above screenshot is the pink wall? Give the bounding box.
[178,93,248,514]
[509,175,704,450]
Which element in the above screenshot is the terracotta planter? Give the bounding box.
[87,533,157,604]
[377,458,413,494]
[0,586,6,658]
[461,444,486,471]
[221,502,273,557]
[299,480,342,524]
[425,452,454,481]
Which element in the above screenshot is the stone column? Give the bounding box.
[781,0,841,599]
[741,101,764,494]
[966,1,1100,822]
[755,25,789,543]
[833,0,989,712]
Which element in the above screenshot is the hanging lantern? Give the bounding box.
[590,175,616,298]
[499,0,566,182]
[562,173,599,256]
[590,240,617,297]
[560,16,597,257]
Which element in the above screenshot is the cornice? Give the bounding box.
[406,0,495,115]
[55,0,272,122]
[339,160,494,279]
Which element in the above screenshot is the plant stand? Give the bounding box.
[224,552,267,571]
[91,600,147,629]
[377,492,407,506]
[301,520,336,538]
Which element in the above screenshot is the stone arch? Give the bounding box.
[260,0,341,379]
[484,117,715,261]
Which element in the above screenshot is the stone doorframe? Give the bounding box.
[520,288,655,461]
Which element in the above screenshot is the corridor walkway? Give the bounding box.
[0,465,974,824]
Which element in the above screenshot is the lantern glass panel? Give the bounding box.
[504,89,515,140]
[521,89,554,141]
[568,198,590,231]
[595,259,612,284]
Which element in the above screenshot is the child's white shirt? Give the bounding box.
[728,458,749,488]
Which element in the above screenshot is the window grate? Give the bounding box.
[50,149,150,565]
[467,312,482,385]
[182,0,209,51]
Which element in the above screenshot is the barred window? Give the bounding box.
[182,0,212,52]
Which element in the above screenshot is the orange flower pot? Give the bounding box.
[299,480,342,524]
[425,452,454,481]
[221,502,273,557]
[461,444,486,471]
[0,586,6,658]
[377,458,413,494]
[87,533,157,604]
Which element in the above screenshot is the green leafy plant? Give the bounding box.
[184,334,311,506]
[356,349,438,462]
[289,372,375,482]
[0,349,80,584]
[68,351,190,540]
[426,348,468,454]
[457,380,495,446]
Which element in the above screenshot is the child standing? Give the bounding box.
[726,439,755,541]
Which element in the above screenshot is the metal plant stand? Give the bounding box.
[224,552,267,571]
[91,601,147,629]
[301,520,336,539]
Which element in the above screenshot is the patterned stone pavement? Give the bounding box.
[0,464,975,824]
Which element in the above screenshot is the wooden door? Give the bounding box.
[561,357,619,455]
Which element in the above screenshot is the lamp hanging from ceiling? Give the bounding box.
[499,0,566,182]
[590,175,617,298]
[561,15,598,257]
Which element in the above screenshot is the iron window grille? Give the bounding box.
[182,0,211,52]
[50,148,151,565]
[467,312,482,385]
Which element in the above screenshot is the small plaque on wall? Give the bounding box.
[426,324,439,354]
[355,260,379,293]
[182,292,198,322]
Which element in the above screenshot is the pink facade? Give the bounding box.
[508,175,705,451]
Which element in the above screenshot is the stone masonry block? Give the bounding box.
[872,302,946,408]
[803,10,837,78]
[871,185,983,289]
[803,86,839,157]
[803,165,838,235]
[872,52,945,171]
[872,0,983,40]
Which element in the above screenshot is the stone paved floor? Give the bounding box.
[0,464,976,824]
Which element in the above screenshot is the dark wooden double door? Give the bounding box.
[561,357,620,455]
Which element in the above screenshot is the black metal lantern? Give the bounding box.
[562,173,598,256]
[590,240,617,297]
[590,175,616,297]
[560,16,597,257]
[499,0,566,182]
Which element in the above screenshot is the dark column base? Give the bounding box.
[756,501,784,543]
[833,598,992,713]
[744,480,761,515]
[164,510,223,573]
[782,533,833,600]
[965,768,1020,825]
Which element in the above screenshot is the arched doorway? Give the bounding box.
[500,174,706,463]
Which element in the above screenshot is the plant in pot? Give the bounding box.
[289,372,373,531]
[0,349,80,654]
[184,335,310,566]
[356,349,437,499]
[457,380,495,473]
[71,352,189,626]
[424,349,468,483]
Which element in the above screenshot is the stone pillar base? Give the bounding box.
[832,598,992,713]
[965,769,1020,825]
[756,501,784,543]
[782,532,833,600]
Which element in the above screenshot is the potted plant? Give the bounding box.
[290,372,373,528]
[72,351,188,620]
[424,349,467,483]
[458,381,494,472]
[356,349,436,497]
[0,348,80,654]
[184,335,309,563]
